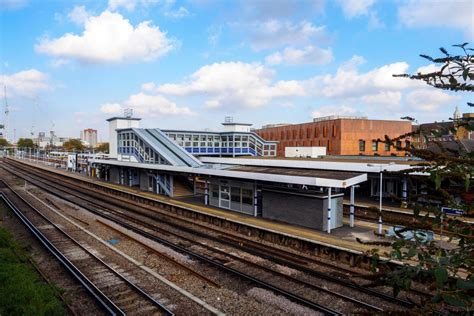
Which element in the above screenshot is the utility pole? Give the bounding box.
[3,86,9,143]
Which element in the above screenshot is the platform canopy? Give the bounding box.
[91,159,367,188]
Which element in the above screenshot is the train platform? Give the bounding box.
[343,194,474,224]
[0,157,436,255]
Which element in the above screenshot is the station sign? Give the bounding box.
[441,207,464,216]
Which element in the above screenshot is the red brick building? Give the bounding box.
[255,116,412,156]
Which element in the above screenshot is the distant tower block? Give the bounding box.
[453,106,461,121]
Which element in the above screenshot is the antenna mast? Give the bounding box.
[3,86,9,142]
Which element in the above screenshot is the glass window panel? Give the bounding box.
[231,187,240,203]
[372,140,378,151]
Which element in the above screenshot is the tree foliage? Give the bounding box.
[0,138,9,147]
[394,43,474,96]
[62,139,85,152]
[96,142,109,153]
[16,138,35,148]
[365,44,474,312]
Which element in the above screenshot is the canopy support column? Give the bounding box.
[350,185,355,228]
[204,180,209,205]
[327,187,332,234]
[253,181,258,217]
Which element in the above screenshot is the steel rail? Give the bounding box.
[1,163,341,315]
[5,162,413,306]
[4,158,363,274]
[2,161,415,307]
[0,189,123,316]
[0,179,174,316]
[2,159,367,274]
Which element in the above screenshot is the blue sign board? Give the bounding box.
[441,207,464,216]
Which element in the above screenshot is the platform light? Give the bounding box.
[367,162,395,235]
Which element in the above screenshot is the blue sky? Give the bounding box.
[0,0,472,141]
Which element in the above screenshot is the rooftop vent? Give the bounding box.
[313,115,368,122]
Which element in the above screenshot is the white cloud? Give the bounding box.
[304,56,459,115]
[125,92,195,116]
[100,103,122,114]
[265,45,333,66]
[406,89,460,112]
[416,63,440,74]
[336,0,376,18]
[108,0,159,12]
[141,82,156,91]
[247,20,326,50]
[340,55,366,71]
[164,6,190,19]
[154,61,305,108]
[398,0,473,38]
[68,5,90,25]
[361,91,402,107]
[306,59,423,99]
[100,92,194,117]
[108,0,190,19]
[35,10,176,64]
[0,0,27,10]
[312,105,363,119]
[238,0,325,21]
[1,69,49,98]
[49,59,70,68]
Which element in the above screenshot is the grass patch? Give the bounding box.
[0,223,66,316]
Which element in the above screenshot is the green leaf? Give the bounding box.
[435,267,448,286]
[456,278,474,290]
[463,68,469,81]
[441,294,469,308]
[449,76,458,85]
[406,247,417,258]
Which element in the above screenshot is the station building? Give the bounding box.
[91,116,377,233]
[255,116,413,157]
[163,118,278,157]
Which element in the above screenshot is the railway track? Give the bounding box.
[1,159,424,313]
[0,180,174,316]
[1,162,342,315]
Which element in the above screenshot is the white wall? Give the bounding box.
[222,124,251,132]
[108,118,140,159]
[285,146,326,158]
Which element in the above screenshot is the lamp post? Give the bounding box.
[367,162,395,234]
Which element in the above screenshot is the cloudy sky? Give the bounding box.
[0,0,472,141]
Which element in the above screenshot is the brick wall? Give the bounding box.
[256,119,412,156]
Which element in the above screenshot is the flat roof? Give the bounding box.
[198,157,428,175]
[229,165,363,181]
[106,117,142,121]
[221,122,253,126]
[91,159,367,188]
